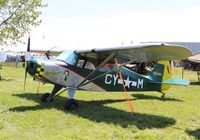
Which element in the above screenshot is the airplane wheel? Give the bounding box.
[41,93,53,102]
[64,99,78,110]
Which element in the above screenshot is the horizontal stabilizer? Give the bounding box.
[150,78,190,86]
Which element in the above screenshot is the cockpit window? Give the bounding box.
[56,51,78,65]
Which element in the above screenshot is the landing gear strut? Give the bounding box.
[40,85,78,110]
[64,88,78,110]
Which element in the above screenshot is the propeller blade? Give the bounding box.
[27,36,30,52]
[25,36,31,62]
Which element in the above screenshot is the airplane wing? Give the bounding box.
[75,43,192,65]
[29,49,62,56]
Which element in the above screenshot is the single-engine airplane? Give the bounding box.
[24,37,192,110]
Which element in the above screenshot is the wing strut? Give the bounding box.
[115,58,134,113]
[77,52,116,88]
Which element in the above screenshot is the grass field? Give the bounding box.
[0,66,200,140]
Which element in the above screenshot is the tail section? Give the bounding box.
[149,61,172,82]
[148,61,190,91]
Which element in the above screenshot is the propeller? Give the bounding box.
[23,36,31,91]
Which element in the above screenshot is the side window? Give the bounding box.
[77,59,85,68]
[85,61,95,70]
[77,59,95,70]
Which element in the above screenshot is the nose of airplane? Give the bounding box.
[26,60,38,77]
[26,59,44,78]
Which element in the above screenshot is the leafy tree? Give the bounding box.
[0,0,46,45]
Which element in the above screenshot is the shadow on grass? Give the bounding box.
[186,129,200,139]
[10,93,176,130]
[131,94,183,102]
[190,82,200,85]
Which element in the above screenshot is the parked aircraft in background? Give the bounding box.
[185,52,200,82]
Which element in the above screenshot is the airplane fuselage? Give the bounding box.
[27,58,162,92]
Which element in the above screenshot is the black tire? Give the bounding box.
[41,93,53,102]
[64,99,78,110]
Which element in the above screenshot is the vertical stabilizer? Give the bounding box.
[149,61,172,91]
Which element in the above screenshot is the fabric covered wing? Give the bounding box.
[75,44,192,65]
[30,49,62,56]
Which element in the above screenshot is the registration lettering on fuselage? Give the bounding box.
[105,74,143,89]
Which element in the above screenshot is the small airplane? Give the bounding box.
[24,37,192,110]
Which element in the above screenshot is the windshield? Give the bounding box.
[56,51,78,65]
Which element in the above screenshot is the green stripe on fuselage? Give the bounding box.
[68,65,161,92]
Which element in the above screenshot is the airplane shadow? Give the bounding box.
[10,93,176,130]
[186,129,200,139]
[131,94,183,102]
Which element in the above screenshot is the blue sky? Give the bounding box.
[27,0,200,50]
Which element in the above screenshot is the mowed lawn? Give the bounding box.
[0,66,200,140]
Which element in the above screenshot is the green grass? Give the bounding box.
[0,67,200,140]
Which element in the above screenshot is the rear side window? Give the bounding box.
[77,59,95,70]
